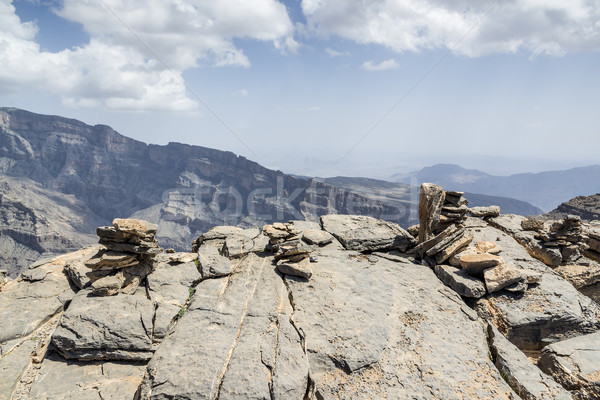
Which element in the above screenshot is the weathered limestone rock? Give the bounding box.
[434,264,486,298]
[112,218,158,237]
[489,215,564,267]
[51,290,156,361]
[460,253,504,276]
[521,217,546,231]
[301,228,334,246]
[90,274,124,296]
[284,245,515,398]
[84,251,138,270]
[555,262,600,303]
[276,256,312,279]
[418,183,445,242]
[469,205,501,218]
[192,225,259,253]
[64,260,91,289]
[320,214,415,252]
[414,223,462,258]
[476,240,503,254]
[27,352,147,400]
[0,247,100,344]
[433,230,474,263]
[484,262,526,293]
[197,245,233,279]
[487,324,572,400]
[472,225,600,353]
[146,260,201,341]
[539,331,600,400]
[137,253,309,400]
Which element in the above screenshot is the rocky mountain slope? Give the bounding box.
[546,192,600,221]
[0,107,405,275]
[1,183,599,399]
[393,163,600,212]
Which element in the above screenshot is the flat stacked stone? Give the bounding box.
[263,222,315,279]
[85,218,161,296]
[530,215,588,264]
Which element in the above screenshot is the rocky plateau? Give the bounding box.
[1,182,599,400]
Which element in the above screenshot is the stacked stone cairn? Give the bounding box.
[262,222,333,280]
[521,215,590,264]
[416,183,539,298]
[84,218,162,296]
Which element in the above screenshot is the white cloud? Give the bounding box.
[302,0,600,57]
[325,47,346,57]
[0,0,295,111]
[361,59,399,71]
[233,89,248,97]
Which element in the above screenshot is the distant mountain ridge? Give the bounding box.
[0,107,406,275]
[322,176,543,219]
[393,163,600,212]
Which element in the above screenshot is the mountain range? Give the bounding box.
[392,163,600,212]
[1,107,594,277]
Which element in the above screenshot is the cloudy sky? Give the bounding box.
[1,0,599,177]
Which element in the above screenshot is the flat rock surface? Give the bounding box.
[137,253,309,400]
[51,289,156,361]
[285,245,515,399]
[26,352,146,400]
[539,331,600,400]
[320,214,414,252]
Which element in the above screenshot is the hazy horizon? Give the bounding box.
[1,0,598,179]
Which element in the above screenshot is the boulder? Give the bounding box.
[51,290,156,361]
[539,331,600,400]
[320,214,415,252]
[434,264,486,298]
[197,245,233,279]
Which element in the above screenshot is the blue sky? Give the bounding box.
[1,0,599,177]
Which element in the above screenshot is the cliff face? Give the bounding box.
[0,108,410,273]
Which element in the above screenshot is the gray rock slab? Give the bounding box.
[27,352,146,400]
[487,324,572,400]
[539,331,600,400]
[285,245,515,399]
[471,225,600,352]
[320,214,415,252]
[276,257,312,279]
[146,261,200,340]
[434,264,486,298]
[0,248,96,344]
[51,289,156,361]
[0,338,35,400]
[197,245,233,279]
[301,228,334,246]
[137,253,309,400]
